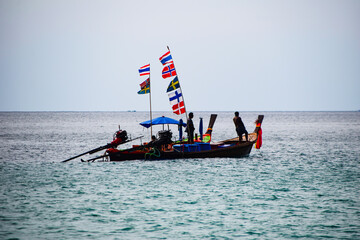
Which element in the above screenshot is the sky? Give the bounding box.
[0,0,359,112]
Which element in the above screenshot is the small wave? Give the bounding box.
[119,226,135,231]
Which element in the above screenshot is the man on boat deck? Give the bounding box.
[233,112,248,142]
[186,112,195,144]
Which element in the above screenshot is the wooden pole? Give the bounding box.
[149,64,153,140]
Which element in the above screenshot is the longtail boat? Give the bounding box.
[62,47,264,163]
[104,115,264,161]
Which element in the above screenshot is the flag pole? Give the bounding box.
[167,46,189,121]
[149,64,153,140]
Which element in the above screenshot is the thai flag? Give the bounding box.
[162,63,177,79]
[138,64,150,76]
[159,51,173,65]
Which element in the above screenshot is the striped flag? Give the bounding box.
[159,51,173,65]
[138,64,150,76]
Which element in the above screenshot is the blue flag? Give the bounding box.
[138,86,150,94]
[166,76,180,92]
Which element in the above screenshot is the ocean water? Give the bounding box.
[0,111,359,239]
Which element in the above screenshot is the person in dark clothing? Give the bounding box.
[233,112,248,142]
[186,112,195,144]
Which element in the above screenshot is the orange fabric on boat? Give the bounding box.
[255,123,262,149]
[106,148,120,153]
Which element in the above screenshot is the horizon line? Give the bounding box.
[0,110,359,113]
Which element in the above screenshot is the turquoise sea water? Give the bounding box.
[0,111,359,239]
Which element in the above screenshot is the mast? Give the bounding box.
[149,64,153,139]
[138,63,153,141]
[167,46,189,121]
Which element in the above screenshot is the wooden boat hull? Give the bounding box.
[109,141,254,161]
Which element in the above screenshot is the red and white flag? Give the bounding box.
[162,64,177,79]
[139,78,150,88]
[172,101,185,115]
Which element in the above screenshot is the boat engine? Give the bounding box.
[114,130,128,141]
[158,130,172,143]
[150,130,172,147]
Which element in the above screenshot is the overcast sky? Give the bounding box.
[1,0,359,112]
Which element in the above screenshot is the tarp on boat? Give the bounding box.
[140,116,187,128]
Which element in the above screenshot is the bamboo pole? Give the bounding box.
[149,64,153,140]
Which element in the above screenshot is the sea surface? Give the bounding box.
[0,111,359,239]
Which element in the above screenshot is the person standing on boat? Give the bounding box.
[233,112,248,142]
[186,112,195,144]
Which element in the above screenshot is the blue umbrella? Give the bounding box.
[140,116,187,128]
